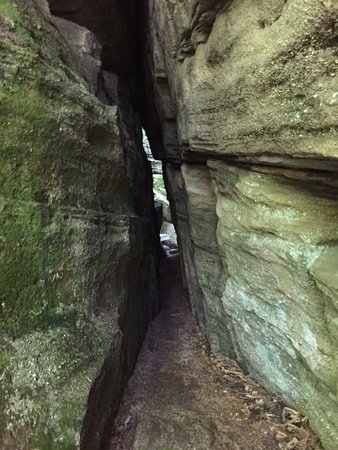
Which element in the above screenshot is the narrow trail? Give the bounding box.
[105,257,321,450]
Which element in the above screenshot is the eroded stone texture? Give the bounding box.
[145,0,338,167]
[0,1,158,449]
[180,164,233,356]
[1,0,338,448]
[145,1,338,449]
[209,161,338,446]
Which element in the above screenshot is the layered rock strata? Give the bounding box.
[1,0,338,449]
[0,1,158,449]
[144,1,338,449]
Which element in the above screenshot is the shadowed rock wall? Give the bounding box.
[0,1,158,449]
[47,0,144,77]
[144,1,338,449]
[1,0,337,448]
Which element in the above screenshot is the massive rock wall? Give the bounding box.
[144,1,338,449]
[0,1,158,449]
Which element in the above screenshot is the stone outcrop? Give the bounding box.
[144,1,338,449]
[145,0,338,167]
[1,0,338,449]
[0,1,158,449]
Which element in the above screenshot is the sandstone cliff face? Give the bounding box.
[1,0,337,448]
[0,1,158,449]
[144,1,338,449]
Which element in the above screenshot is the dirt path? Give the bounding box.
[105,257,321,450]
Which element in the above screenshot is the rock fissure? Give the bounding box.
[0,0,337,449]
[104,257,322,450]
[141,2,338,450]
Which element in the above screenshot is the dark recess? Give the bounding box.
[48,0,147,112]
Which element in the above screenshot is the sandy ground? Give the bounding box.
[104,256,322,450]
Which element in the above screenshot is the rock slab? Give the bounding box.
[144,1,338,449]
[0,1,158,449]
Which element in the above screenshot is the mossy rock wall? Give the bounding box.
[0,1,158,448]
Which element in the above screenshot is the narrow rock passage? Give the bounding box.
[104,257,321,450]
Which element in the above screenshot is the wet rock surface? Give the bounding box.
[105,258,322,450]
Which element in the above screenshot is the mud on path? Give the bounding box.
[104,257,321,450]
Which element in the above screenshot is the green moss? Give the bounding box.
[0,0,20,22]
[0,76,93,203]
[27,373,85,450]
[0,348,12,375]
[1,314,118,447]
[0,0,33,43]
[31,433,77,450]
[1,83,47,121]
[0,4,107,205]
[0,200,122,446]
[0,202,78,338]
[0,1,136,447]
[0,85,48,201]
[153,175,167,197]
